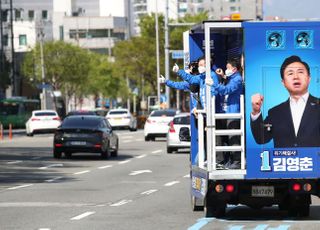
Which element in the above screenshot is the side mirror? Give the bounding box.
[179,127,190,142]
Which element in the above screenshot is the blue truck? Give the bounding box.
[186,20,320,217]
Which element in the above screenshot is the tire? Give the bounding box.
[204,198,226,218]
[191,195,204,211]
[65,152,72,159]
[101,146,110,159]
[167,147,173,154]
[111,140,119,157]
[145,136,150,141]
[53,149,62,159]
[298,204,310,217]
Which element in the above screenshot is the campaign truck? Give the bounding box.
[186,20,320,218]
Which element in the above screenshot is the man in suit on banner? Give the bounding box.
[250,55,320,148]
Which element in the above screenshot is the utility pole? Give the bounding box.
[164,0,170,108]
[9,0,15,96]
[0,0,4,75]
[39,21,46,110]
[155,0,160,108]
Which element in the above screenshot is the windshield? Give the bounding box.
[34,112,57,116]
[0,102,20,115]
[61,117,101,129]
[109,111,128,115]
[151,110,176,117]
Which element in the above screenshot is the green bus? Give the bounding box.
[0,97,40,128]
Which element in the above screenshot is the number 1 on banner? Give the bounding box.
[260,151,271,171]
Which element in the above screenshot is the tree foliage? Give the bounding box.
[113,12,208,99]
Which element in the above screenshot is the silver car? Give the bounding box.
[166,113,191,153]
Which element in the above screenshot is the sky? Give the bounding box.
[264,0,320,20]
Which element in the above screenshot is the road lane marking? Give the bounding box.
[39,163,63,170]
[136,138,144,141]
[70,211,95,220]
[110,200,132,207]
[118,160,131,164]
[164,181,180,187]
[123,140,132,143]
[152,150,162,154]
[254,224,268,230]
[7,184,33,190]
[98,165,113,169]
[141,189,158,195]
[267,225,290,230]
[38,228,51,230]
[129,170,152,176]
[6,160,22,164]
[229,225,244,230]
[45,177,63,183]
[183,174,190,178]
[188,218,215,230]
[135,154,147,159]
[74,170,90,175]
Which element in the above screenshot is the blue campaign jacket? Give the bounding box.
[164,79,198,109]
[211,71,243,113]
[176,69,223,112]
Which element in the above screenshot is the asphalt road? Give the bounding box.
[1,131,320,230]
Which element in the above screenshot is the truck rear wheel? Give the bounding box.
[204,198,226,218]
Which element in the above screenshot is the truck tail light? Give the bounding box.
[215,184,224,193]
[292,183,301,191]
[225,184,235,193]
[303,183,312,192]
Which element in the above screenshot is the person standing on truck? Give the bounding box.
[172,55,223,113]
[206,57,243,169]
[250,55,320,148]
[159,61,200,109]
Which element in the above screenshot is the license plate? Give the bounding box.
[251,186,274,197]
[70,141,86,146]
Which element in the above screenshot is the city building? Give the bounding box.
[0,0,128,98]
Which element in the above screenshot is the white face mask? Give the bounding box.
[198,66,206,74]
[225,69,234,77]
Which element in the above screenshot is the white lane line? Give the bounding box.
[141,189,158,195]
[45,176,63,183]
[136,138,144,141]
[7,184,33,190]
[183,174,190,178]
[164,181,180,187]
[135,154,147,159]
[73,170,90,175]
[129,170,152,176]
[152,150,162,154]
[98,165,113,169]
[7,160,22,164]
[39,163,63,170]
[38,228,51,230]
[110,200,132,207]
[70,211,95,220]
[118,160,131,165]
[123,140,132,143]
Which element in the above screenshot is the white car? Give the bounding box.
[26,110,61,136]
[106,109,137,131]
[166,113,191,153]
[144,109,177,141]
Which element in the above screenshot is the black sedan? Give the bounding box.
[53,115,118,159]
